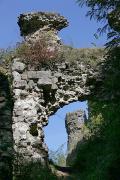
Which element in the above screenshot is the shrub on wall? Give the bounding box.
[61,45,105,68]
[0,48,15,75]
[16,33,59,67]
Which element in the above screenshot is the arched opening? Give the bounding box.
[44,101,88,166]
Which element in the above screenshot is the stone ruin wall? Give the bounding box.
[12,53,98,163]
[0,12,105,176]
[65,109,87,164]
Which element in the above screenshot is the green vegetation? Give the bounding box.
[0,48,15,99]
[14,161,59,180]
[1,44,119,180]
[72,101,120,180]
[0,74,12,107]
[77,0,120,48]
[0,38,105,72]
[0,4,119,178]
[16,34,59,67]
[0,73,13,180]
[49,144,67,167]
[61,46,104,68]
[71,47,120,180]
[0,48,15,75]
[71,2,120,176]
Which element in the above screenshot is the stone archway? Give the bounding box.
[12,12,104,164]
[12,55,103,163]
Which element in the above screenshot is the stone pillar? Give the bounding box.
[0,74,13,179]
[12,12,68,164]
[18,12,68,42]
[12,60,49,164]
[65,109,87,165]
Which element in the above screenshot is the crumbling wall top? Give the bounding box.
[18,12,69,36]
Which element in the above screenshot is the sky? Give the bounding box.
[0,0,107,152]
[0,0,107,49]
[44,101,88,152]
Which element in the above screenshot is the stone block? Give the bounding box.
[21,73,28,80]
[37,75,52,88]
[51,83,58,90]
[52,77,58,84]
[27,71,52,79]
[12,61,25,73]
[54,72,62,78]
[13,117,24,123]
[13,80,27,89]
[12,71,21,81]
[20,90,29,97]
[28,80,35,89]
[15,110,23,116]
[37,71,51,78]
[27,71,38,79]
[82,74,87,84]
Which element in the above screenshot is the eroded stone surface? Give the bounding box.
[65,109,87,165]
[18,12,69,36]
[12,12,105,165]
[18,11,69,51]
[12,53,103,163]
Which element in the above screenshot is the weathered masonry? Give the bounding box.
[65,109,87,165]
[12,12,104,163]
[0,12,105,177]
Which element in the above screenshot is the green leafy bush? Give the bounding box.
[72,101,120,180]
[14,161,58,180]
[0,47,16,76]
[72,48,120,180]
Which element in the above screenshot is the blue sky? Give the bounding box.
[44,101,88,152]
[0,0,107,152]
[0,0,107,48]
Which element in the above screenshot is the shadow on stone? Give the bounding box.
[0,74,13,180]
